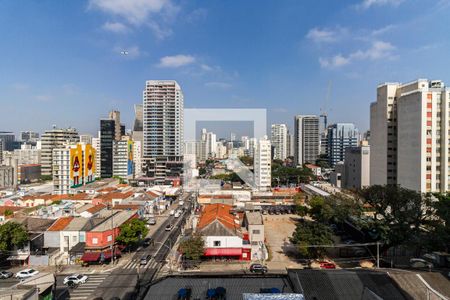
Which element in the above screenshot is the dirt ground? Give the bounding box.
[263,214,304,270]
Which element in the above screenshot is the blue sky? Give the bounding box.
[1,0,449,137]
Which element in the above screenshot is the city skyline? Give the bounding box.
[2,0,450,135]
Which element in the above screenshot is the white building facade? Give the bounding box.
[253,136,271,191]
[271,124,288,160]
[370,79,450,193]
[294,115,320,166]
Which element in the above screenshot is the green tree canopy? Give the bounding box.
[116,218,149,247]
[424,193,450,252]
[179,234,205,260]
[272,165,314,186]
[359,185,434,248]
[290,221,333,258]
[307,194,362,224]
[239,156,253,166]
[0,222,28,251]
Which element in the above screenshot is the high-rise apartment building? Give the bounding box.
[20,131,39,143]
[109,110,122,142]
[41,127,78,176]
[79,134,93,145]
[197,128,217,162]
[294,115,320,166]
[0,139,3,165]
[254,136,272,191]
[52,143,96,194]
[0,132,16,151]
[271,124,288,160]
[343,144,370,190]
[12,144,41,165]
[92,136,101,178]
[100,119,115,178]
[370,79,450,193]
[326,123,359,167]
[133,140,142,178]
[143,80,184,185]
[113,138,133,179]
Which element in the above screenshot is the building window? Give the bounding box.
[213,241,221,247]
[107,235,112,242]
[252,230,261,235]
[92,238,98,244]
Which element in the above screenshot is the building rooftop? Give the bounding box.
[197,204,241,236]
[47,217,74,231]
[86,204,106,214]
[144,275,295,300]
[91,210,136,232]
[12,217,56,232]
[245,212,263,225]
[63,217,90,231]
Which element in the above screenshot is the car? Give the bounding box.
[140,254,151,265]
[410,258,433,269]
[63,274,88,285]
[319,262,336,269]
[174,211,181,218]
[165,223,174,231]
[169,210,175,216]
[249,263,268,274]
[142,237,154,247]
[15,269,39,279]
[179,201,184,206]
[147,218,157,225]
[0,271,13,279]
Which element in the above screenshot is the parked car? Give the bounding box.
[165,223,174,231]
[249,263,268,274]
[0,271,13,279]
[15,269,39,279]
[63,274,88,285]
[142,237,154,247]
[410,258,433,269]
[179,201,184,206]
[319,262,336,269]
[170,210,175,216]
[174,210,181,218]
[147,218,157,225]
[140,254,151,266]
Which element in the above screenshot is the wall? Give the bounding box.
[43,231,60,248]
[203,236,242,248]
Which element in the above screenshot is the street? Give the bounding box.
[53,192,192,300]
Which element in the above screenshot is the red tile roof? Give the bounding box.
[0,206,23,215]
[47,217,74,231]
[97,187,116,193]
[197,204,239,231]
[86,204,106,214]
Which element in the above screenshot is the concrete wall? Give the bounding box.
[204,236,242,248]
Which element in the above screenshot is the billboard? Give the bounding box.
[70,144,83,188]
[85,144,96,184]
[127,140,134,176]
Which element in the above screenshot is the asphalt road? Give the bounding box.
[90,192,193,300]
[0,277,20,289]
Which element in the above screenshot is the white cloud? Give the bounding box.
[158,54,196,68]
[89,0,178,39]
[102,21,129,33]
[200,64,213,71]
[306,27,344,43]
[371,24,396,36]
[357,0,404,10]
[204,82,232,89]
[320,41,395,68]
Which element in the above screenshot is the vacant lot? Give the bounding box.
[264,214,304,270]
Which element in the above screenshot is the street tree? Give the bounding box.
[116,219,149,248]
[179,234,205,261]
[359,185,434,248]
[0,222,28,252]
[290,221,333,258]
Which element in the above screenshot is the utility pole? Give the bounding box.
[376,241,380,268]
[110,204,115,265]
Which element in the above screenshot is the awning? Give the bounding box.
[7,254,29,261]
[81,252,101,262]
[204,248,242,256]
[102,249,122,260]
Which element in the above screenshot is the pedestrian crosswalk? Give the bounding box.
[68,273,110,300]
[122,258,159,270]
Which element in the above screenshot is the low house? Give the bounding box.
[84,210,137,252]
[197,204,251,261]
[43,216,74,265]
[79,204,107,218]
[92,191,134,206]
[305,164,322,177]
[242,212,267,261]
[0,206,23,223]
[17,194,55,207]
